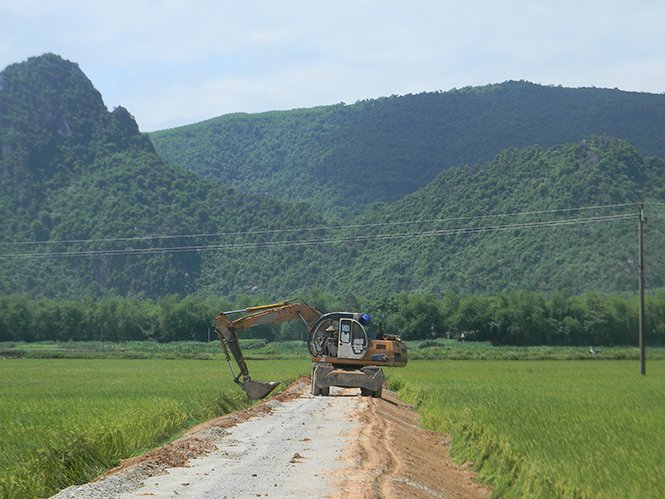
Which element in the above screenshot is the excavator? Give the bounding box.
[214,300,408,399]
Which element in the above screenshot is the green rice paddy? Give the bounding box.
[2,354,663,498]
[0,358,312,498]
[389,360,665,499]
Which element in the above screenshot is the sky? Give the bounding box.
[1,1,664,132]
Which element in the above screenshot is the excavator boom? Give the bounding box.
[214,301,322,399]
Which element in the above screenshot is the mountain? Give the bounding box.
[0,54,156,239]
[0,54,327,299]
[150,82,665,220]
[1,54,664,301]
[331,135,665,296]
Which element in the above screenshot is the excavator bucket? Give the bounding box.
[240,380,280,399]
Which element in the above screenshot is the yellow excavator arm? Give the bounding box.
[214,301,322,399]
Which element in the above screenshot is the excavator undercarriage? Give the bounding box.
[311,364,383,398]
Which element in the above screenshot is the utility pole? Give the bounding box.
[638,204,646,375]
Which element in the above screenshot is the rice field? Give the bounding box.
[388,360,665,499]
[0,358,312,498]
[3,355,664,498]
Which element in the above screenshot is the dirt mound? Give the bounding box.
[332,389,492,499]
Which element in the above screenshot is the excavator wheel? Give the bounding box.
[312,371,330,397]
[311,386,329,396]
[311,376,328,396]
[361,386,382,398]
[311,378,329,396]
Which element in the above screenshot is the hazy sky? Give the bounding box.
[2,1,664,132]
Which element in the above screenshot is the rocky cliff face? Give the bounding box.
[0,54,153,183]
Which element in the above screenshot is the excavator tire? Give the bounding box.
[312,386,329,396]
[361,386,382,398]
[311,375,329,396]
[372,385,382,399]
[311,377,321,396]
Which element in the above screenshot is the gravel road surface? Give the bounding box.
[52,378,492,499]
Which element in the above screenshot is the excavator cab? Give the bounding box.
[308,313,369,360]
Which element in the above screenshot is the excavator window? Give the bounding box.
[338,319,368,359]
[340,322,351,344]
[309,318,337,358]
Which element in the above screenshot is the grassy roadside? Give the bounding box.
[0,358,311,499]
[388,360,665,498]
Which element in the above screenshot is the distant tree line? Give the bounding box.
[347,289,664,346]
[1,289,663,347]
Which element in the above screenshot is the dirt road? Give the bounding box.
[52,378,491,499]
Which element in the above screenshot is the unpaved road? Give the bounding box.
[53,378,491,499]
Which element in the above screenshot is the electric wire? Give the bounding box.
[0,201,643,248]
[0,212,637,260]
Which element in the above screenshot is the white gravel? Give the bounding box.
[53,387,360,499]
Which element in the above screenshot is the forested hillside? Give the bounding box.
[151,82,665,219]
[2,54,664,302]
[0,54,328,299]
[337,136,665,296]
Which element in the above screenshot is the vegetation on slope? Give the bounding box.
[2,55,665,300]
[0,54,328,299]
[335,136,665,296]
[151,82,665,219]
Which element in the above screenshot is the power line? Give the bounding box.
[0,202,642,248]
[0,213,636,260]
